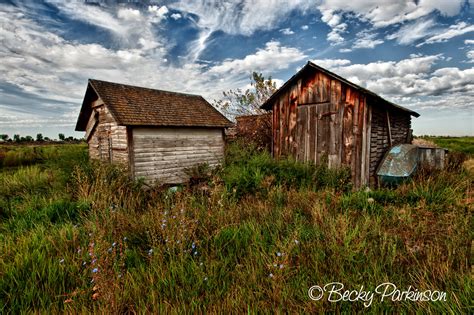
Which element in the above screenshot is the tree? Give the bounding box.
[13,134,20,142]
[58,133,65,141]
[0,134,8,141]
[36,133,43,142]
[213,72,277,119]
[213,72,277,150]
[24,135,33,142]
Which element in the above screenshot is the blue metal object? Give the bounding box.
[377,144,419,185]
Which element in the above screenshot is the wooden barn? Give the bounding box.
[261,61,420,188]
[75,79,232,184]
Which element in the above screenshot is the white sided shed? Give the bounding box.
[75,79,232,184]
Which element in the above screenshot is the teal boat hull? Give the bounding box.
[377,144,419,186]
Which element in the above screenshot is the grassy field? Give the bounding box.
[418,136,474,155]
[0,140,472,313]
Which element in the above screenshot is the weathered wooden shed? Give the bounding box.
[261,61,420,188]
[75,79,232,184]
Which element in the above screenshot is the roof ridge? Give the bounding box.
[261,61,420,117]
[88,79,204,99]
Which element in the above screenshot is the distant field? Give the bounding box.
[418,136,474,155]
[0,142,472,313]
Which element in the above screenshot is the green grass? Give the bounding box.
[0,141,472,313]
[419,136,474,155]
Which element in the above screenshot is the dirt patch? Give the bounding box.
[412,138,438,147]
[463,158,474,175]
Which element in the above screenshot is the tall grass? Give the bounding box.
[0,142,472,313]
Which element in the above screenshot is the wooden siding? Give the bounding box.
[369,105,411,185]
[271,70,371,188]
[132,127,224,184]
[87,103,129,165]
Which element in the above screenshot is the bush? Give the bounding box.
[223,142,351,199]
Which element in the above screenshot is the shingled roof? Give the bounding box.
[76,79,232,131]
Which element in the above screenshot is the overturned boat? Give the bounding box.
[377,144,419,186]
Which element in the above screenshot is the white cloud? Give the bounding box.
[209,41,307,75]
[117,8,141,21]
[386,18,437,45]
[418,22,474,46]
[317,1,466,47]
[320,9,347,44]
[44,1,163,52]
[301,25,309,30]
[170,0,313,36]
[352,31,383,49]
[280,28,295,35]
[467,50,474,63]
[465,39,474,45]
[148,5,169,22]
[171,13,182,20]
[318,0,465,28]
[311,59,351,69]
[316,55,474,107]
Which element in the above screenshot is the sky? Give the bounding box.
[0,0,473,139]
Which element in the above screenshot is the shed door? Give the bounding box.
[132,127,225,184]
[295,103,340,167]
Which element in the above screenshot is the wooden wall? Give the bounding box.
[87,101,129,165]
[132,127,225,184]
[369,105,411,184]
[271,69,371,188]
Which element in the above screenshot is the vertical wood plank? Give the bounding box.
[305,105,311,162]
[296,106,303,161]
[360,96,367,187]
[309,106,316,163]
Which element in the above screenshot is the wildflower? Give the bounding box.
[123,237,127,241]
[92,268,98,273]
[112,242,116,247]
[273,264,277,267]
[276,252,282,257]
[91,259,97,264]
[82,261,87,266]
[269,273,274,278]
[191,242,196,249]
[172,215,176,219]
[108,247,113,253]
[199,262,203,266]
[59,258,65,264]
[148,249,153,256]
[77,248,82,254]
[194,251,198,255]
[204,277,208,281]
[294,240,299,244]
[279,264,284,269]
[118,274,122,278]
[176,240,180,244]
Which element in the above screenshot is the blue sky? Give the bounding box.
[0,0,473,138]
